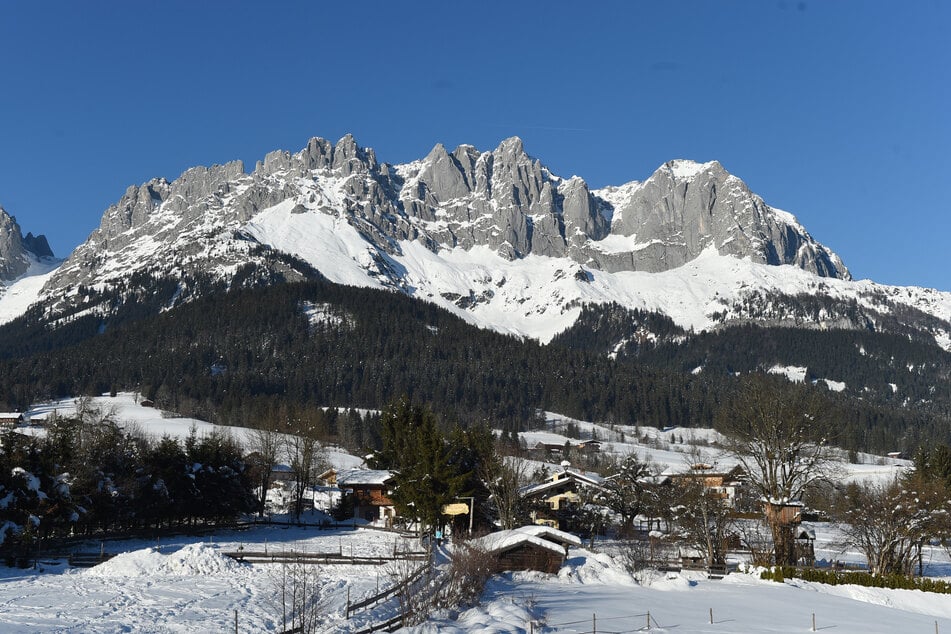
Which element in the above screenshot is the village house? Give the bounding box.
[519,466,606,531]
[320,468,396,525]
[667,463,746,507]
[532,439,602,459]
[0,413,24,434]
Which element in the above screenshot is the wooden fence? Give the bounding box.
[223,550,427,566]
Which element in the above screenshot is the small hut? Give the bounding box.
[473,526,582,573]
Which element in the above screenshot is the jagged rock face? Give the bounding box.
[0,206,53,281]
[40,134,849,311]
[401,137,609,260]
[590,160,849,278]
[45,133,410,298]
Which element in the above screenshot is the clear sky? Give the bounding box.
[1,1,948,291]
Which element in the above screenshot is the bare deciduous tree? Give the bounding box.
[246,421,282,517]
[267,549,325,633]
[836,478,951,576]
[597,453,656,537]
[285,420,327,523]
[484,456,532,530]
[719,376,838,565]
[672,448,736,567]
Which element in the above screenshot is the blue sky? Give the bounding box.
[1,1,948,290]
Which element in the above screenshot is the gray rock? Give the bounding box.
[0,206,55,281]
[590,160,849,278]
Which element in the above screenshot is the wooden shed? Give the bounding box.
[473,526,581,574]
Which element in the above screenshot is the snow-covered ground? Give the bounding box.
[2,396,935,632]
[3,524,951,633]
[416,556,951,634]
[0,524,419,633]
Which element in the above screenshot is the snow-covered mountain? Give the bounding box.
[0,206,60,323]
[2,135,950,350]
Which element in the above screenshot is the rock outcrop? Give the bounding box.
[0,206,54,281]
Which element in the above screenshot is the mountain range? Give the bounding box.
[0,134,948,448]
[1,135,947,343]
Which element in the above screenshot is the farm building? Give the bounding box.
[0,413,24,433]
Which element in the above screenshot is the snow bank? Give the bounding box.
[85,543,243,577]
[84,547,168,577]
[555,551,637,586]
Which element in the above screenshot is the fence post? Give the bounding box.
[812,612,816,632]
[592,612,596,634]
[346,587,351,619]
[710,607,714,624]
[647,610,651,630]
[233,609,238,634]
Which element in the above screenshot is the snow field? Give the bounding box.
[0,525,419,633]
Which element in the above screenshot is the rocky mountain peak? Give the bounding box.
[23,233,53,259]
[0,205,55,281]
[593,158,850,279]
[26,134,859,327]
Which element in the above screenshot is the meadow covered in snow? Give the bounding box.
[3,522,951,633]
[0,395,946,633]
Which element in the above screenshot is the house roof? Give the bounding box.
[512,525,583,547]
[518,468,605,498]
[335,469,395,487]
[472,527,577,557]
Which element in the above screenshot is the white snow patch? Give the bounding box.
[768,364,808,383]
[821,378,847,392]
[0,258,60,325]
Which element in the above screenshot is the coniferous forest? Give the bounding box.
[0,274,948,455]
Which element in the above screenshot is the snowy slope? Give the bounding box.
[0,258,60,325]
[249,206,951,347]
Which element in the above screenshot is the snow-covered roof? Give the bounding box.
[519,468,605,498]
[335,469,394,487]
[472,528,571,557]
[511,525,582,547]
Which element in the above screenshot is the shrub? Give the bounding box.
[760,566,951,594]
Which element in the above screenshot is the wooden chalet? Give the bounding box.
[532,440,602,458]
[667,464,746,507]
[0,413,24,433]
[519,467,606,531]
[321,468,396,524]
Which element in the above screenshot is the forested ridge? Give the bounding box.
[0,276,948,454]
